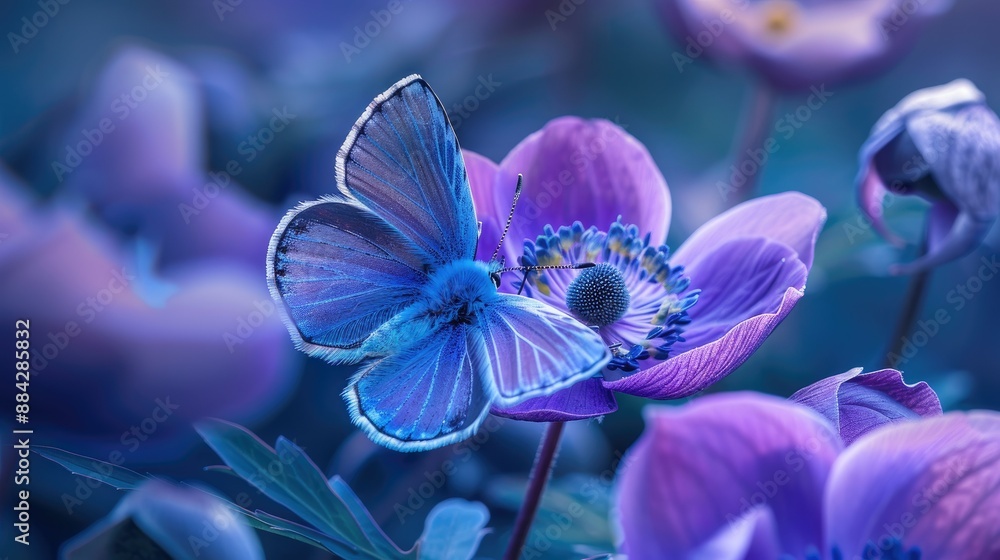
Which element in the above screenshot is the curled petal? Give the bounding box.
[890,210,994,275]
[790,368,942,445]
[857,160,907,249]
[494,117,670,265]
[889,102,1000,274]
[857,79,1000,273]
[606,238,806,399]
[857,79,984,236]
[690,506,781,560]
[826,411,1000,559]
[490,378,617,422]
[672,192,826,271]
[872,79,984,129]
[908,104,1000,223]
[615,393,841,558]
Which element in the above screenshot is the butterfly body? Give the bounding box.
[267,75,611,451]
[361,259,500,356]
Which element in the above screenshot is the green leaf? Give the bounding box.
[184,482,355,555]
[196,418,412,560]
[416,499,490,560]
[34,446,150,490]
[249,508,360,556]
[34,444,370,559]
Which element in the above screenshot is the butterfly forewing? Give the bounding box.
[267,197,427,364]
[337,74,479,266]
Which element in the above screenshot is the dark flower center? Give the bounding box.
[518,220,700,374]
[565,263,631,327]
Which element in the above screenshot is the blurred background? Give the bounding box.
[1,0,998,557]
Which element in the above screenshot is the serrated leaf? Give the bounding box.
[196,418,412,560]
[416,499,490,560]
[34,446,150,490]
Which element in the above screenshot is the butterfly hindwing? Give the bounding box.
[343,323,494,452]
[477,295,612,404]
[267,197,428,364]
[337,74,479,266]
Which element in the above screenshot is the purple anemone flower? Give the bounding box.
[465,117,825,420]
[62,479,263,560]
[790,368,942,445]
[616,392,1000,559]
[657,0,952,91]
[857,79,1000,275]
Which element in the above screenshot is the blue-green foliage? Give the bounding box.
[36,420,490,560]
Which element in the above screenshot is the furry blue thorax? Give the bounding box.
[362,260,501,356]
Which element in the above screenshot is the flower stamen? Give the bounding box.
[518,219,700,374]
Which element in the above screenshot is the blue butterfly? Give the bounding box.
[267,75,611,451]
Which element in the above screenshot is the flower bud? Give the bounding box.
[857,79,1000,274]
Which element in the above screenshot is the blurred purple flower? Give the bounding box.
[465,117,825,420]
[857,79,1000,275]
[616,392,1000,559]
[0,44,301,454]
[1,150,295,461]
[790,368,941,445]
[62,44,276,272]
[657,0,952,91]
[62,479,263,560]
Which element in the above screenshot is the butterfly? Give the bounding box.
[267,75,611,451]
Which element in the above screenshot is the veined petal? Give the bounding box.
[672,192,826,271]
[615,394,841,558]
[495,117,671,265]
[825,411,1000,559]
[679,237,807,349]
[605,237,806,399]
[606,293,803,400]
[490,378,617,421]
[463,149,503,262]
[790,368,942,445]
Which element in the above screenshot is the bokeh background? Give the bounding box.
[1,0,998,558]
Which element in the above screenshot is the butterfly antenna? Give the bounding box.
[502,263,594,295]
[497,262,595,275]
[490,173,523,262]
